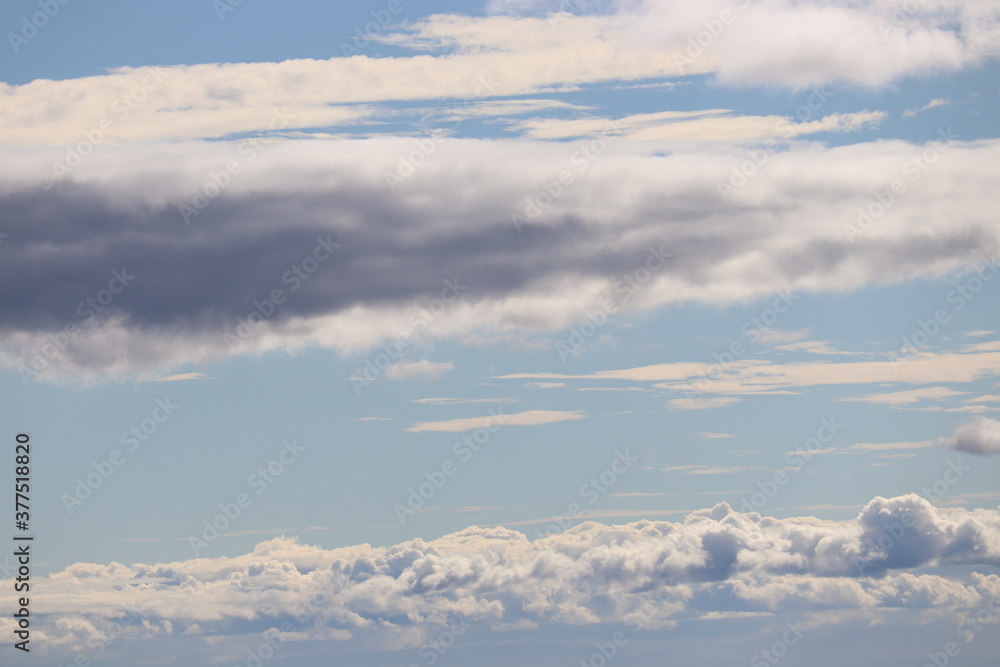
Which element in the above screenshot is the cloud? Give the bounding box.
[504,347,1000,397]
[511,109,884,142]
[840,386,967,406]
[358,416,394,422]
[405,409,586,432]
[903,97,953,117]
[697,432,735,439]
[661,464,762,474]
[611,492,666,497]
[8,494,1000,663]
[384,360,455,381]
[667,396,742,410]
[946,416,1000,455]
[413,397,519,405]
[138,372,213,382]
[757,328,811,345]
[2,127,1000,383]
[522,382,566,389]
[0,1,992,150]
[772,340,855,355]
[850,440,939,451]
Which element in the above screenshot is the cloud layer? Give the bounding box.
[1,136,998,382]
[0,0,996,145]
[8,494,999,661]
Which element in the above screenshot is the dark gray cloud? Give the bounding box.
[1,138,998,379]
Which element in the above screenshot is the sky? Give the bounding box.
[1,0,999,665]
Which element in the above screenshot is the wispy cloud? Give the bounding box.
[849,440,939,451]
[385,360,455,381]
[661,464,763,474]
[139,372,213,382]
[406,409,585,433]
[667,396,742,410]
[903,97,951,117]
[413,397,519,405]
[839,386,966,406]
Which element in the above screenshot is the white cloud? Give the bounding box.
[137,372,213,382]
[757,328,811,345]
[840,386,967,405]
[850,440,939,451]
[0,1,992,148]
[406,409,586,432]
[772,340,856,355]
[508,349,1000,397]
[9,494,1000,662]
[903,97,953,117]
[697,432,735,439]
[667,396,742,410]
[413,397,519,405]
[946,416,1000,455]
[384,360,455,380]
[510,109,884,142]
[661,464,762,474]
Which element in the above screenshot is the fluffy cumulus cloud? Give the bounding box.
[947,416,1000,455]
[1,136,998,383]
[4,494,999,665]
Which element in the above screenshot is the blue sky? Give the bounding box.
[1,0,999,665]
